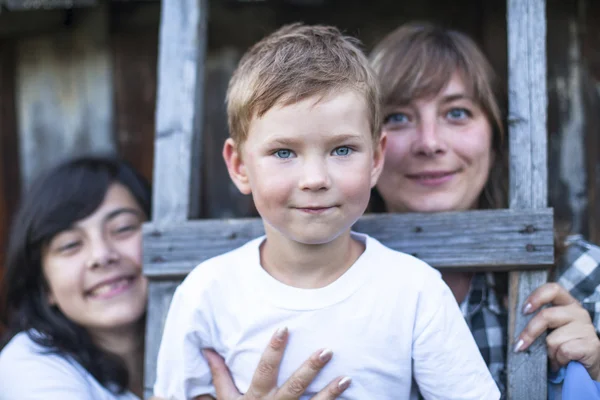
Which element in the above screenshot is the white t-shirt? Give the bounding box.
[0,331,140,400]
[154,233,500,400]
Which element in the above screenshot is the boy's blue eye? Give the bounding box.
[274,149,293,159]
[333,146,352,156]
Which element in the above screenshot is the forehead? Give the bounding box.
[246,89,371,143]
[73,183,142,228]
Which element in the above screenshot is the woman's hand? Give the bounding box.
[515,283,600,380]
[202,327,351,399]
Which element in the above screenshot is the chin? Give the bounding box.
[404,198,462,213]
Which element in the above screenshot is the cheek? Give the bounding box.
[117,234,144,268]
[382,133,409,168]
[43,258,83,303]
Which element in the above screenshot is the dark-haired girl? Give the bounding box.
[0,156,151,399]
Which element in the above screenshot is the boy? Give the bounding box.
[154,23,500,399]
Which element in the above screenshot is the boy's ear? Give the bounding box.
[370,132,387,188]
[223,138,252,195]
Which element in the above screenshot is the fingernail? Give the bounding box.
[338,377,352,390]
[514,339,524,353]
[319,348,333,362]
[275,326,288,340]
[523,303,533,314]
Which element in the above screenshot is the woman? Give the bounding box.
[368,22,600,396]
[0,156,151,399]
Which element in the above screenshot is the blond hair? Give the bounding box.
[369,22,507,210]
[227,23,381,146]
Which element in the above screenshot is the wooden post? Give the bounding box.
[151,0,207,226]
[144,0,207,397]
[506,0,549,398]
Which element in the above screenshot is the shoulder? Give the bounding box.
[0,332,92,397]
[177,236,264,295]
[363,233,442,282]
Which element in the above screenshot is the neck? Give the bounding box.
[260,228,364,289]
[90,322,145,397]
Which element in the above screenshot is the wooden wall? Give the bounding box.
[0,0,598,290]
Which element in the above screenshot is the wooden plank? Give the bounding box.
[151,0,207,224]
[3,0,96,9]
[15,4,115,187]
[506,0,548,398]
[142,209,555,278]
[143,280,180,398]
[144,0,207,396]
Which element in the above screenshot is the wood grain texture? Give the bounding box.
[142,209,555,278]
[144,280,181,398]
[3,0,96,9]
[506,0,549,398]
[151,0,207,224]
[15,4,115,187]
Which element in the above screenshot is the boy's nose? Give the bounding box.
[298,160,331,191]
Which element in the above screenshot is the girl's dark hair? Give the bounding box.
[0,155,151,393]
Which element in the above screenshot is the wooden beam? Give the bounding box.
[2,0,96,9]
[142,209,555,278]
[506,0,549,398]
[151,0,207,225]
[144,0,207,396]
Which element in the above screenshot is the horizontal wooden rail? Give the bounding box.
[143,208,555,279]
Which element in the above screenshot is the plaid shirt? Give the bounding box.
[462,235,600,399]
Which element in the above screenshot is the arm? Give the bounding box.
[0,349,96,400]
[412,276,500,400]
[154,285,214,399]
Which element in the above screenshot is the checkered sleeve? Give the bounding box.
[557,236,600,334]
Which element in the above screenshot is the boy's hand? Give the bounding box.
[515,282,600,380]
[203,327,351,399]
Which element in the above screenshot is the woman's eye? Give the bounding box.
[446,108,471,120]
[383,112,409,125]
[274,149,294,159]
[332,146,352,156]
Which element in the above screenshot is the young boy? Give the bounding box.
[154,23,500,400]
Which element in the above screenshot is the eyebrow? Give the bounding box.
[439,93,475,104]
[103,208,144,224]
[268,133,365,147]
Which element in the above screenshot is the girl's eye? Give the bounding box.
[114,225,136,235]
[383,112,410,125]
[332,146,352,156]
[274,149,294,159]
[446,108,471,120]
[58,241,81,253]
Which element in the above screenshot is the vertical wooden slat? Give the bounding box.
[150,0,207,225]
[506,0,549,399]
[15,4,115,188]
[145,0,207,397]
